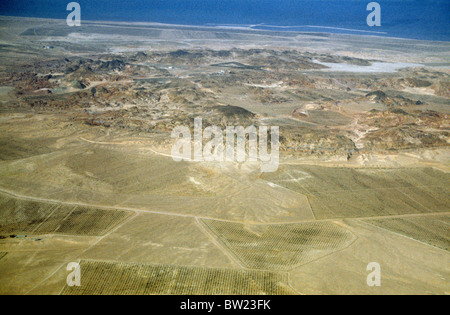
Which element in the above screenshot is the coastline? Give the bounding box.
[1,14,450,44]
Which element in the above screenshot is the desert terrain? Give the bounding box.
[0,16,449,295]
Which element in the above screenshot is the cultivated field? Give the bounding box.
[201,220,356,271]
[364,214,450,251]
[262,166,450,219]
[61,260,296,295]
[0,193,133,236]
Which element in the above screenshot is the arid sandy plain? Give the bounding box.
[0,16,449,295]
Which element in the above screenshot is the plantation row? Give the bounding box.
[0,193,133,236]
[61,260,296,295]
[263,166,450,195]
[201,220,355,271]
[365,214,450,251]
[262,166,449,219]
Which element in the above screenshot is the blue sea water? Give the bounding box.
[0,0,449,41]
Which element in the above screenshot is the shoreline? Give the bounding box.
[1,14,450,44]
